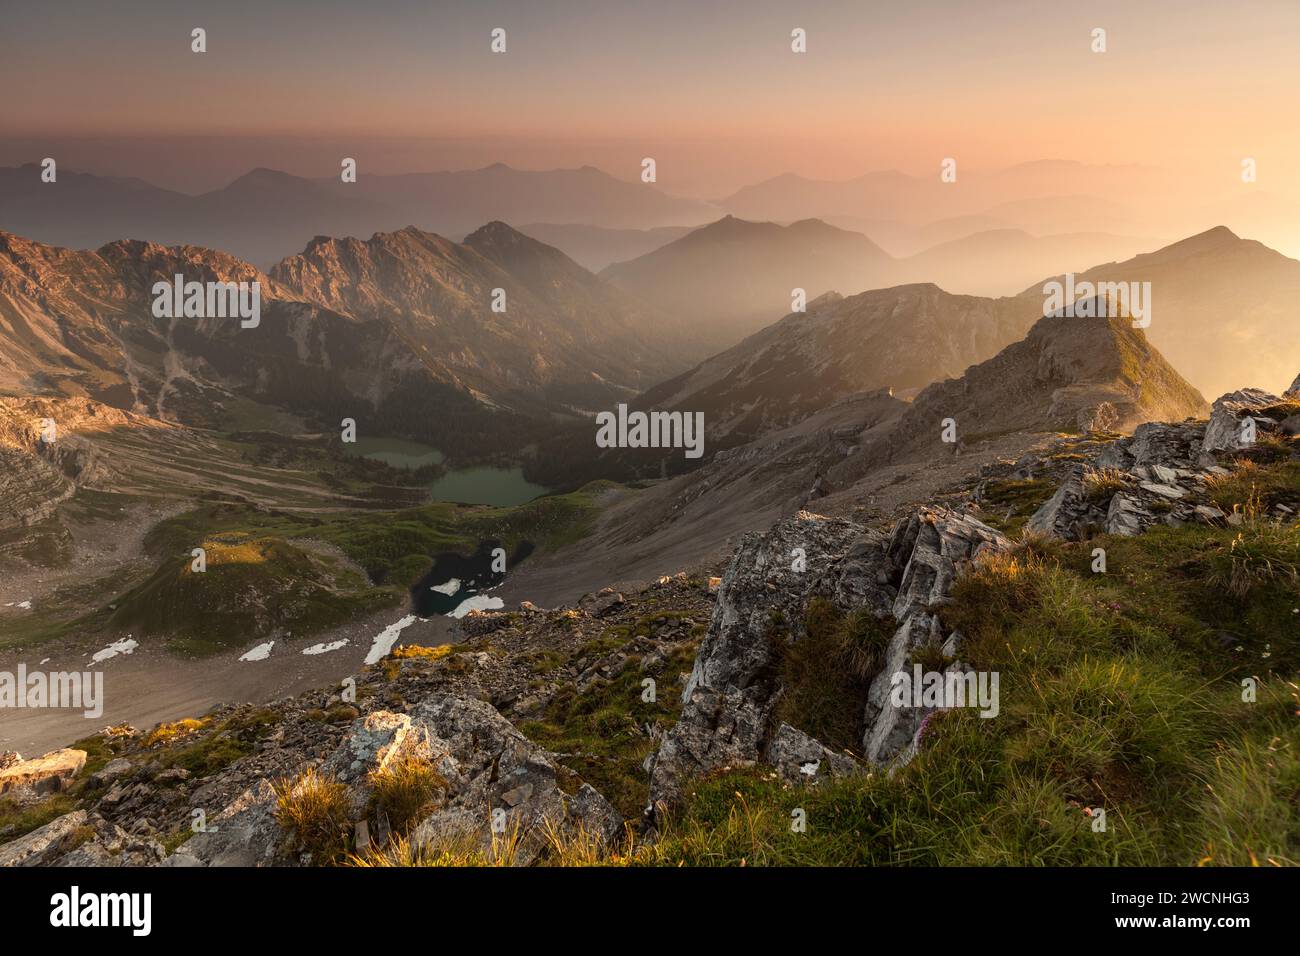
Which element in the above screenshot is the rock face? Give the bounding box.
[0,396,154,529]
[648,507,1008,813]
[647,512,879,811]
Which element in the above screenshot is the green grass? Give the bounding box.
[142,480,615,589]
[0,794,78,843]
[640,489,1300,866]
[773,599,894,753]
[107,535,398,654]
[980,477,1057,535]
[519,637,700,819]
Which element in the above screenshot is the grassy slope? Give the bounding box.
[643,461,1299,867]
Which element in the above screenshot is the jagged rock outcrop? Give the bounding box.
[404,695,621,863]
[648,507,1008,813]
[861,510,1008,763]
[1202,388,1285,454]
[1023,378,1300,540]
[1025,466,1096,538]
[646,513,883,811]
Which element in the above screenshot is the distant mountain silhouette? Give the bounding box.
[1027,226,1300,397]
[0,163,713,269]
[601,216,894,346]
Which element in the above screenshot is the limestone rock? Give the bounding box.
[649,507,1005,812]
[0,748,86,795]
[767,724,863,784]
[0,810,89,867]
[1201,388,1280,454]
[404,694,622,863]
[648,512,872,810]
[163,779,285,867]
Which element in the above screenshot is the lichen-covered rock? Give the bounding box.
[403,694,621,864]
[0,810,88,867]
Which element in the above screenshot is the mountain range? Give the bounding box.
[0,222,688,460]
[0,163,712,270]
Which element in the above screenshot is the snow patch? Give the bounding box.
[302,639,348,656]
[364,614,419,665]
[430,578,462,595]
[448,595,504,619]
[239,642,275,662]
[91,638,139,663]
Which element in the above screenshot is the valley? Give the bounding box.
[1,170,1296,873]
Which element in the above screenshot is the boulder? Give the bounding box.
[404,695,622,863]
[0,810,89,867]
[766,724,863,784]
[1201,388,1280,454]
[0,748,86,795]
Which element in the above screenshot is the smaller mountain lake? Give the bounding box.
[413,541,535,617]
[344,436,444,469]
[345,437,548,507]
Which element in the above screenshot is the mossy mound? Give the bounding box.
[108,535,398,653]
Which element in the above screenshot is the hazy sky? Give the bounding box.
[4,0,1300,197]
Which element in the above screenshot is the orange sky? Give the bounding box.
[4,0,1300,204]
